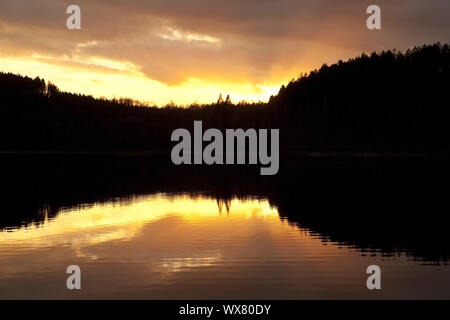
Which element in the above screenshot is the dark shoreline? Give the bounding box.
[1,150,449,158]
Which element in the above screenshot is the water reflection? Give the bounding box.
[0,154,450,299]
[0,193,449,299]
[0,194,277,251]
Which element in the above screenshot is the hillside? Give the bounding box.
[0,43,449,152]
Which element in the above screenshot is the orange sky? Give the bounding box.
[0,0,449,105]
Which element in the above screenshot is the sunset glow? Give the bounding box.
[1,0,448,105]
[0,194,278,252]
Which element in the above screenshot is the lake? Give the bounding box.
[0,154,449,299]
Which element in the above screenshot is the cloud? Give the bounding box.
[0,0,449,86]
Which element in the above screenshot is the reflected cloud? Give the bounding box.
[161,254,222,273]
[0,194,278,261]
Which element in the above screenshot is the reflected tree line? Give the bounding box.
[0,154,449,264]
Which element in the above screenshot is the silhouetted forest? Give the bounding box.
[0,43,449,152]
[1,154,449,263]
[2,44,450,268]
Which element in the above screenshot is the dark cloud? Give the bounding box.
[0,0,449,85]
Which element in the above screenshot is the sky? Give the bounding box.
[0,0,449,106]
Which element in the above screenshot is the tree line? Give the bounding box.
[0,43,448,152]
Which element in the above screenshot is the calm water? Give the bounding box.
[0,192,449,299]
[0,155,449,299]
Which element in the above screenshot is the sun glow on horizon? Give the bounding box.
[0,55,283,106]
